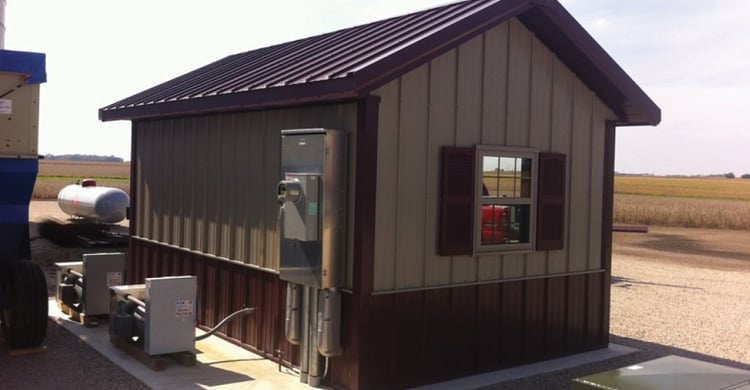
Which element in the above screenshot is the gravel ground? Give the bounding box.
[0,201,145,389]
[4,201,750,389]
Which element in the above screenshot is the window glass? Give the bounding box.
[477,149,535,251]
[480,204,530,245]
[482,156,532,198]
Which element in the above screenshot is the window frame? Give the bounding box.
[474,145,538,254]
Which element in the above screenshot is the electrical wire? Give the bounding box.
[195,307,255,341]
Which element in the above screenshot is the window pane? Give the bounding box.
[482,156,500,197]
[483,155,533,198]
[480,204,531,245]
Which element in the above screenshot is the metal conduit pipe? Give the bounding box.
[195,307,255,341]
[124,294,146,309]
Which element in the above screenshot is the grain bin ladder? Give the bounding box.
[0,45,50,349]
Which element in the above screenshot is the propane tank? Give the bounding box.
[57,179,130,223]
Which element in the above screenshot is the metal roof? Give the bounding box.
[99,0,660,126]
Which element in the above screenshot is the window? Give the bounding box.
[439,146,565,256]
[476,148,536,252]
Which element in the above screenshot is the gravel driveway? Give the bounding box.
[2,201,748,389]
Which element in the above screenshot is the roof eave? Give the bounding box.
[518,2,661,127]
[99,78,360,121]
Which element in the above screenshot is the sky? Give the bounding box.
[4,0,749,175]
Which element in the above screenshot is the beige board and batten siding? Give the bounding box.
[372,18,616,292]
[134,103,358,288]
[0,72,39,158]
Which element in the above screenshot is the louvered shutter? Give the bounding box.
[536,153,566,250]
[439,147,475,256]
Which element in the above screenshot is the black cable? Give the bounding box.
[0,83,23,99]
[195,307,255,341]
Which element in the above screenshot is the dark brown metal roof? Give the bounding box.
[99,0,660,126]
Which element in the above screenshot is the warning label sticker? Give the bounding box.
[106,272,123,287]
[175,300,194,318]
[0,99,11,114]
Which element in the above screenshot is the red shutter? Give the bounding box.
[439,147,475,256]
[536,153,566,251]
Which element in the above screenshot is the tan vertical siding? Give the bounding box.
[547,57,574,274]
[588,103,608,270]
[568,78,594,272]
[134,104,357,286]
[373,81,400,291]
[396,66,431,289]
[371,18,615,291]
[452,35,485,284]
[526,34,554,277]
[425,50,458,287]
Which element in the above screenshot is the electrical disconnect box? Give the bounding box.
[56,252,126,318]
[110,275,197,356]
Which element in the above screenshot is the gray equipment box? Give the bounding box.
[144,276,197,355]
[573,355,750,389]
[56,252,126,316]
[278,128,347,289]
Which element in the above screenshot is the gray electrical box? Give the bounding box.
[55,252,126,316]
[278,128,347,289]
[144,276,197,355]
[82,253,126,315]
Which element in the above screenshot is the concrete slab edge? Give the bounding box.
[408,344,637,390]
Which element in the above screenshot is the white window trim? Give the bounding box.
[473,145,538,254]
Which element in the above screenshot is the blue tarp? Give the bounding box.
[0,49,46,84]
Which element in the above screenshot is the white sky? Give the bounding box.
[5,0,749,175]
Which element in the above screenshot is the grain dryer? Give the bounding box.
[0,38,49,348]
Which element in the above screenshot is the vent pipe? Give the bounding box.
[0,0,5,49]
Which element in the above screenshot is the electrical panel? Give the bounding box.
[278,128,346,289]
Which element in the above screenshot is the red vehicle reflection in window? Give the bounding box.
[481,183,508,245]
[482,204,508,244]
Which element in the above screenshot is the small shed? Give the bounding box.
[100,0,659,389]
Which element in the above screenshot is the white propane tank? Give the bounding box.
[57,180,129,223]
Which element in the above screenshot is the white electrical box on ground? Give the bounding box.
[145,276,197,355]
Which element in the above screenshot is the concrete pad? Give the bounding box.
[48,299,326,389]
[50,296,636,390]
[408,343,637,390]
